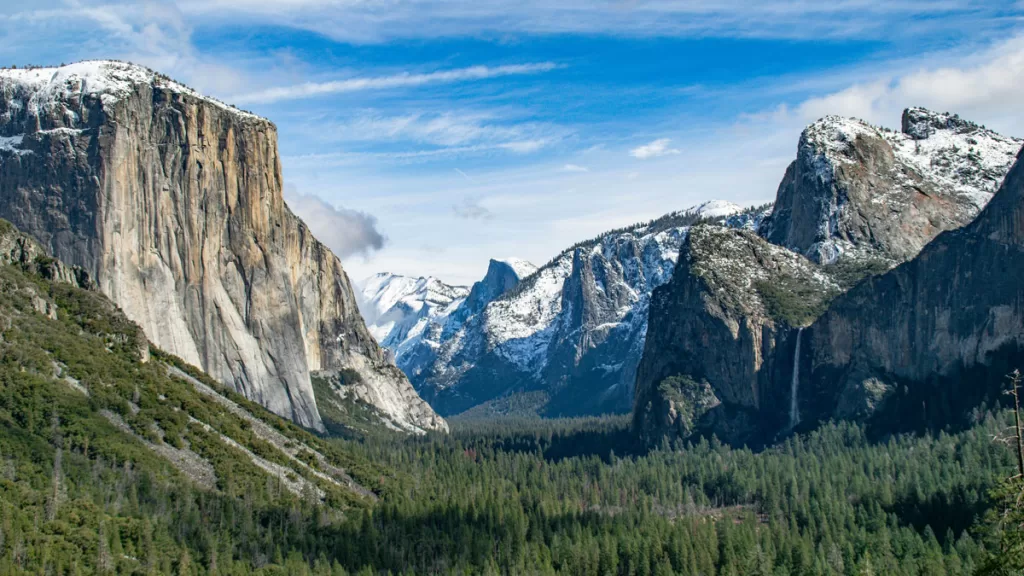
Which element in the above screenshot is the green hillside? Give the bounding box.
[0,222,386,574]
[1,217,1022,575]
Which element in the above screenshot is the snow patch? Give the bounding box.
[0,61,263,121]
[0,134,29,155]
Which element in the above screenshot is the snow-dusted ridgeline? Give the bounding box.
[762,108,1022,264]
[403,201,767,417]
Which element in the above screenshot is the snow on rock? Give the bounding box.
[0,134,28,155]
[358,273,468,345]
[0,61,262,121]
[405,202,766,417]
[762,108,1021,265]
[692,200,743,219]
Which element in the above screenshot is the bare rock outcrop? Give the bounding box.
[760,109,1020,264]
[0,61,446,433]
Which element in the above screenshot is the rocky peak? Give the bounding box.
[461,258,537,319]
[760,109,1020,264]
[800,146,1024,433]
[692,200,744,219]
[901,107,978,140]
[358,272,469,347]
[634,109,1024,446]
[406,202,764,417]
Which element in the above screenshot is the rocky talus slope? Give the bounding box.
[0,61,445,434]
[634,109,1022,444]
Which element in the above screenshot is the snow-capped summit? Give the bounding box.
[358,258,538,401]
[762,108,1021,264]
[0,60,261,121]
[691,200,743,219]
[494,258,538,281]
[456,259,538,322]
[357,273,469,345]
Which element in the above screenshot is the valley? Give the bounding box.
[1,56,1023,575]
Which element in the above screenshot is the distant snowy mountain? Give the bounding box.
[357,274,470,348]
[399,201,767,417]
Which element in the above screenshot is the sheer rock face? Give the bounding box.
[632,226,835,443]
[457,258,534,322]
[802,149,1024,431]
[634,109,1021,444]
[760,109,1021,264]
[0,61,446,434]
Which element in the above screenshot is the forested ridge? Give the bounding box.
[0,223,1023,575]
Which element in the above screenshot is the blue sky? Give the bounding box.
[2,1,1023,283]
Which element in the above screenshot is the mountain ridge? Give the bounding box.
[397,201,766,417]
[634,107,1024,444]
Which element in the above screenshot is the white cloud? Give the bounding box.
[630,138,681,160]
[5,2,250,96]
[330,111,560,146]
[233,62,561,104]
[760,34,1024,136]
[562,164,589,172]
[284,187,387,258]
[296,110,567,160]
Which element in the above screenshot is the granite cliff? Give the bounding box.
[634,109,1021,443]
[802,147,1024,433]
[0,61,446,434]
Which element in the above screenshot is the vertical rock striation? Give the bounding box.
[0,61,446,433]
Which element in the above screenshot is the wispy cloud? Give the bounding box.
[562,164,589,172]
[452,197,493,220]
[233,62,561,104]
[293,110,568,161]
[630,138,680,160]
[175,0,1003,44]
[748,33,1024,137]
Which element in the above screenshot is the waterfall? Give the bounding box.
[789,328,804,429]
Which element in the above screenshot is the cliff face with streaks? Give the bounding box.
[0,61,446,434]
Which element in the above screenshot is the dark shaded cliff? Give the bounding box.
[802,148,1024,433]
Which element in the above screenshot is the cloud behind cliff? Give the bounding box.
[285,188,387,259]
